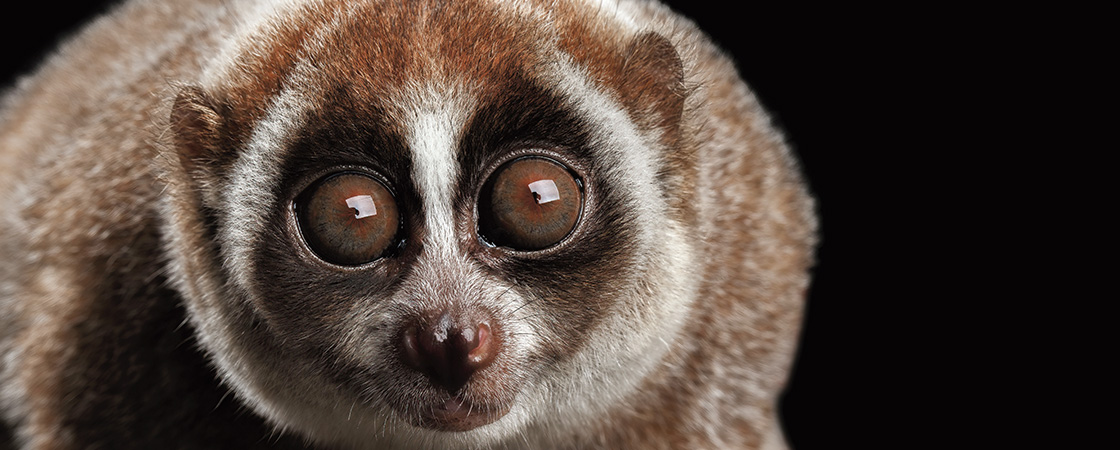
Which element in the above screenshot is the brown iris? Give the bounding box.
[297,172,399,265]
[478,157,582,250]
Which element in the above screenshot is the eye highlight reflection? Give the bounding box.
[345,195,378,219]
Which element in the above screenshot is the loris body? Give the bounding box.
[0,0,816,449]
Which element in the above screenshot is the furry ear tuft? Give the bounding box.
[170,86,228,178]
[621,32,697,222]
[622,32,686,131]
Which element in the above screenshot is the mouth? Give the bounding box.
[412,394,509,432]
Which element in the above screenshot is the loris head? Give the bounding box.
[157,0,799,448]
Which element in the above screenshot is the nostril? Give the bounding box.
[467,322,495,368]
[399,325,424,371]
[398,312,498,392]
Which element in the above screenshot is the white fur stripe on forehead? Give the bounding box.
[219,84,313,294]
[402,84,474,260]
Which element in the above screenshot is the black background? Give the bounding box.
[1,2,956,448]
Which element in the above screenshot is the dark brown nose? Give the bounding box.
[399,311,498,392]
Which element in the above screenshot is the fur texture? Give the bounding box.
[0,0,816,448]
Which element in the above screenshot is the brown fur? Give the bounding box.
[1,1,815,449]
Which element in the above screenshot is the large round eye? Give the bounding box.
[297,172,400,265]
[478,157,582,250]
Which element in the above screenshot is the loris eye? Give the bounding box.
[296,172,400,265]
[478,157,582,250]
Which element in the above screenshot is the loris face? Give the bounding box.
[162,0,698,447]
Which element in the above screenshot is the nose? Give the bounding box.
[399,310,498,392]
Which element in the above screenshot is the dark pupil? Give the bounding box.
[298,173,399,265]
[479,157,581,250]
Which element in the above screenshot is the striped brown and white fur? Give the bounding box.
[0,0,816,449]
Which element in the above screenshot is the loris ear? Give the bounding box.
[169,86,231,198]
[620,32,697,221]
[621,32,687,135]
